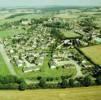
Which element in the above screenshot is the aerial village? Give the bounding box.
[2,14,101,75]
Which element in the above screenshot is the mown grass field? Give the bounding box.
[0,86,100,100]
[0,29,25,38]
[61,30,81,39]
[0,53,10,75]
[80,45,101,65]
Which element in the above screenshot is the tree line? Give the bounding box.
[0,74,100,91]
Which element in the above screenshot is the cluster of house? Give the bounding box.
[49,48,75,69]
[4,25,56,73]
[3,16,100,74]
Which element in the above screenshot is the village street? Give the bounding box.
[71,60,83,78]
[0,43,16,75]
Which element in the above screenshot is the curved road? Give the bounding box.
[71,60,83,78]
[0,43,16,75]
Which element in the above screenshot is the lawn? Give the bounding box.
[0,53,10,76]
[80,45,101,65]
[0,86,100,100]
[60,30,81,39]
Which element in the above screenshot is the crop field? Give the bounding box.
[0,53,10,75]
[80,45,101,65]
[0,86,100,100]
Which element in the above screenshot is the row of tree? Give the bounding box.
[0,74,101,90]
[0,75,27,90]
[28,75,101,89]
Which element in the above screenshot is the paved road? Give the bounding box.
[71,60,83,78]
[0,43,16,75]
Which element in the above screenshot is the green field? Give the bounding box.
[0,14,39,25]
[54,13,79,19]
[0,53,10,75]
[61,30,81,39]
[0,29,25,38]
[0,13,52,25]
[0,86,100,100]
[80,45,101,65]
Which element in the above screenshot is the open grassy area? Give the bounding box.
[0,86,100,100]
[80,45,101,65]
[0,53,10,75]
[0,29,25,38]
[61,30,81,39]
[54,13,79,19]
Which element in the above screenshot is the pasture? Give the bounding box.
[0,86,100,100]
[80,45,101,65]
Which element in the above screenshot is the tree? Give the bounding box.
[96,75,101,85]
[38,78,46,88]
[82,75,94,87]
[73,81,81,87]
[60,79,68,88]
[69,79,74,87]
[79,16,96,33]
[51,28,64,40]
[19,82,27,91]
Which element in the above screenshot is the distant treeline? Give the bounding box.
[40,6,100,12]
[6,13,33,19]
